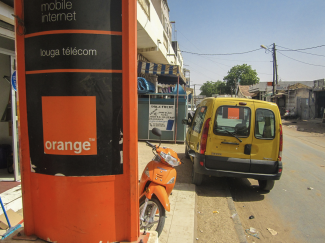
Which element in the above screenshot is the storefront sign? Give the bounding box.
[149,105,175,131]
[25,34,122,71]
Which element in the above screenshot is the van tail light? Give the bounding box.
[200,118,211,154]
[278,124,283,161]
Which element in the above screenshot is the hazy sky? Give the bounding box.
[168,0,325,93]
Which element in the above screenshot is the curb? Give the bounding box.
[193,185,197,242]
[224,179,247,243]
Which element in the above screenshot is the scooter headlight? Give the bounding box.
[160,152,180,167]
[145,167,150,178]
[167,177,175,184]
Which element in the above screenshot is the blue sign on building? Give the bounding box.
[11,71,16,91]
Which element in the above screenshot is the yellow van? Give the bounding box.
[183,98,283,191]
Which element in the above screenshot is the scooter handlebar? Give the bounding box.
[145,141,155,148]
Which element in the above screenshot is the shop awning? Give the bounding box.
[137,61,186,85]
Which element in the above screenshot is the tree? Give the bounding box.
[223,64,259,95]
[199,81,218,97]
[216,81,229,95]
[200,80,230,96]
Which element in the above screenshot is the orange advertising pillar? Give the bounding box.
[14,0,138,242]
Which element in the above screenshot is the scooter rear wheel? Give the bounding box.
[139,197,166,236]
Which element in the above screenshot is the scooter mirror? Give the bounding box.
[152,128,162,148]
[152,128,162,137]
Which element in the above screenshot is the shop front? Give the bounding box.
[137,61,187,142]
[0,27,20,181]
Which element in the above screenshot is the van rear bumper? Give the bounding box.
[193,154,282,181]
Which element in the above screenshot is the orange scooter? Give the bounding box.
[139,128,181,236]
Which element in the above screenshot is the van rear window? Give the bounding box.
[213,106,251,137]
[255,109,275,139]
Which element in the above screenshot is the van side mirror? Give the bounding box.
[182,113,193,126]
[182,118,192,126]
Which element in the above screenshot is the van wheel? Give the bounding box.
[192,164,203,186]
[185,145,190,159]
[258,180,275,191]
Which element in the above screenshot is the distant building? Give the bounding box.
[249,80,325,119]
[237,85,255,99]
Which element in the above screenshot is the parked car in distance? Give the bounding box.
[182,98,283,191]
[188,104,195,117]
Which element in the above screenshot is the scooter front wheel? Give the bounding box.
[139,197,166,236]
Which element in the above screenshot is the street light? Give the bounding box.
[261,43,278,97]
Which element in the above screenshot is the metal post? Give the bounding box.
[174,74,179,144]
[194,84,196,105]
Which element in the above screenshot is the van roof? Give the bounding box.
[203,97,278,107]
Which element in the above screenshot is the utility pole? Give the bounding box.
[272,43,278,96]
[193,84,196,105]
[260,43,278,98]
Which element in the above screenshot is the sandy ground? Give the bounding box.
[228,177,299,243]
[195,177,240,243]
[282,118,325,150]
[282,118,325,135]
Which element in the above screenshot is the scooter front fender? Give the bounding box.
[146,182,170,212]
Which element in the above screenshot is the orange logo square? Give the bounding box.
[42,96,97,155]
[228,108,239,119]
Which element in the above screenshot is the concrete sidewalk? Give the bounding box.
[138,142,196,243]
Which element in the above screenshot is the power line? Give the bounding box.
[277,51,325,67]
[277,45,325,57]
[181,48,261,56]
[185,59,224,76]
[207,57,270,62]
[186,64,220,82]
[277,44,325,51]
[178,30,204,53]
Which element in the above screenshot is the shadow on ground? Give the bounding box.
[196,176,229,198]
[282,118,325,135]
[175,153,192,184]
[175,154,268,201]
[227,177,267,202]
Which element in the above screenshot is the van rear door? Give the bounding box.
[205,100,254,172]
[250,103,280,174]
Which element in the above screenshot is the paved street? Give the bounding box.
[226,123,325,243]
[269,125,325,242]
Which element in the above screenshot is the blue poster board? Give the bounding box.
[11,71,16,91]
